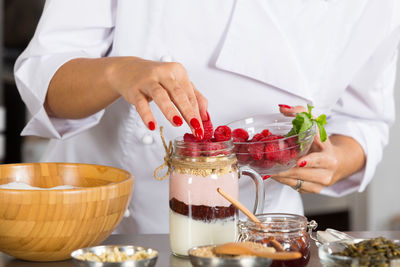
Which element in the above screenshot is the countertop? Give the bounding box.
[1,231,400,267]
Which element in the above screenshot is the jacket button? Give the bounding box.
[160,55,173,62]
[142,134,154,145]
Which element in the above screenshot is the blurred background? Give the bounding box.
[0,0,399,232]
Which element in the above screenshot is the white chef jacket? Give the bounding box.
[14,0,400,234]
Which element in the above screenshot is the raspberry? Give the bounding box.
[185,143,201,157]
[255,158,275,169]
[214,126,232,141]
[249,142,264,161]
[264,142,280,161]
[183,133,198,142]
[261,129,272,137]
[202,112,213,140]
[203,141,226,156]
[290,148,298,159]
[232,128,249,142]
[251,133,264,142]
[236,144,251,163]
[285,136,298,148]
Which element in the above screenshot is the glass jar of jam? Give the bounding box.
[238,213,317,267]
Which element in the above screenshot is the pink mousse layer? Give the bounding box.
[170,171,238,207]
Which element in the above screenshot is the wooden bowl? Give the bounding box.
[0,162,134,262]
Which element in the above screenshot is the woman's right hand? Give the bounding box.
[105,57,208,139]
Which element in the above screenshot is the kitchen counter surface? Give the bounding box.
[1,231,400,267]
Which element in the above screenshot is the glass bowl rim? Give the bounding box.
[227,114,316,144]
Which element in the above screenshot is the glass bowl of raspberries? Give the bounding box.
[228,113,316,176]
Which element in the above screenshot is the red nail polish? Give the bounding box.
[173,116,183,126]
[148,121,156,131]
[278,104,292,109]
[263,175,270,180]
[190,118,201,129]
[299,161,307,167]
[195,128,204,140]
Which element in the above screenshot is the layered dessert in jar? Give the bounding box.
[169,132,239,256]
[169,166,238,256]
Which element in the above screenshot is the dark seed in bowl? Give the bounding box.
[333,237,400,267]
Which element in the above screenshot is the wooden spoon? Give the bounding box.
[217,187,284,252]
[214,242,302,260]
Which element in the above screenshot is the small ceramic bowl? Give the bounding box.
[188,245,272,267]
[71,245,158,267]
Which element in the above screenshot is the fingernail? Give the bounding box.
[299,161,307,167]
[173,115,183,126]
[190,118,201,129]
[148,121,156,131]
[278,104,292,109]
[263,175,270,180]
[195,128,204,140]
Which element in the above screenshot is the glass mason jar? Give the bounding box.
[169,139,265,257]
[238,213,318,267]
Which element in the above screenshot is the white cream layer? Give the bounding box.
[169,209,237,256]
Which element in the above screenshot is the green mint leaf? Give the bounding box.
[285,105,328,143]
[298,113,313,133]
[316,114,327,126]
[317,121,327,142]
[307,104,314,116]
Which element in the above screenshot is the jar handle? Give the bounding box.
[239,166,265,215]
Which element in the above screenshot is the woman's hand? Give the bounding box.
[46,57,208,139]
[270,105,366,193]
[105,57,208,137]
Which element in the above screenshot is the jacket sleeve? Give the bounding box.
[321,25,400,197]
[14,0,116,139]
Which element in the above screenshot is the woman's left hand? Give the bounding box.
[271,105,365,194]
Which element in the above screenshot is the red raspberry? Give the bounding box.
[276,141,291,164]
[249,142,264,161]
[290,148,298,159]
[255,158,275,169]
[285,136,298,148]
[261,129,272,137]
[202,112,213,140]
[251,133,264,142]
[183,133,198,142]
[232,128,249,142]
[214,125,232,141]
[185,143,201,157]
[236,144,250,164]
[203,141,226,156]
[264,142,280,161]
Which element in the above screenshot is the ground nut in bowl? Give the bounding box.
[228,114,316,176]
[319,237,400,267]
[71,245,158,267]
[0,163,134,261]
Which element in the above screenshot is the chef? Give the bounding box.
[14,0,400,234]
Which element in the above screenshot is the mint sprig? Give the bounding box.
[286,104,327,142]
